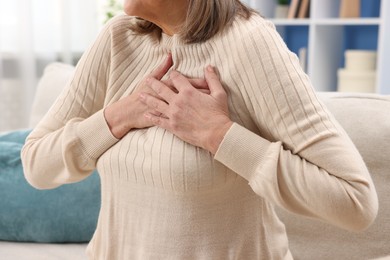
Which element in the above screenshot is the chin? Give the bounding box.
[123,1,136,16]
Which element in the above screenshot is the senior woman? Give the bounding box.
[22,0,378,259]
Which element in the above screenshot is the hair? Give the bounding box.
[129,0,255,44]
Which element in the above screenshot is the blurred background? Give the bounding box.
[0,0,123,131]
[0,0,387,132]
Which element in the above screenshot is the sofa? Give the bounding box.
[0,62,389,260]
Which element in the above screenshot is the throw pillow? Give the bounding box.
[29,62,75,128]
[0,130,100,243]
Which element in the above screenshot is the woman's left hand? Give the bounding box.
[139,65,233,154]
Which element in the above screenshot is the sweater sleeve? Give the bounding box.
[21,19,119,190]
[214,18,378,231]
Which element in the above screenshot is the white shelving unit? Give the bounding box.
[247,0,389,94]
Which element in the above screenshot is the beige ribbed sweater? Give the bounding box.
[22,14,378,259]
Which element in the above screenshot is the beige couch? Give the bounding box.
[1,63,389,259]
[278,92,390,260]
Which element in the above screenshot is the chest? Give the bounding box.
[97,44,262,191]
[97,126,237,192]
[105,43,260,129]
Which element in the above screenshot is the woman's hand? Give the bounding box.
[139,66,233,154]
[104,54,211,139]
[104,53,174,139]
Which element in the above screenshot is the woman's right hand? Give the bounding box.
[104,53,174,139]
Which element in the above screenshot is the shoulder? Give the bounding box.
[229,13,278,41]
[221,13,290,62]
[103,14,140,35]
[98,15,152,50]
[214,13,286,58]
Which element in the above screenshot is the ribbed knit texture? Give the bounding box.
[22,14,377,259]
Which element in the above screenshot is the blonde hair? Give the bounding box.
[130,0,255,43]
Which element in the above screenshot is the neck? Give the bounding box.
[124,1,188,36]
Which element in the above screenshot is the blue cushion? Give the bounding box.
[0,130,100,243]
[0,129,31,144]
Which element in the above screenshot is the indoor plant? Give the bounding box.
[103,0,123,24]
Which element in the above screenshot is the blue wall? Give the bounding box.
[360,0,381,17]
[284,26,309,55]
[343,25,379,51]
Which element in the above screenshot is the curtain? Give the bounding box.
[0,0,111,131]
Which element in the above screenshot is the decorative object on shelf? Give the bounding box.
[274,0,289,18]
[339,0,361,18]
[338,50,377,93]
[298,47,308,73]
[262,0,388,93]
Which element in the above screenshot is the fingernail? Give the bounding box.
[207,65,214,72]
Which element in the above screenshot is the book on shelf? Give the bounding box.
[288,0,310,19]
[298,0,310,19]
[339,0,361,18]
[287,0,301,19]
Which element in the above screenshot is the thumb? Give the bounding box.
[205,65,225,96]
[150,53,174,80]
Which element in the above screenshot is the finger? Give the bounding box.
[167,78,208,89]
[205,65,225,95]
[139,92,169,115]
[144,112,170,128]
[150,110,169,119]
[147,77,176,103]
[198,89,211,94]
[150,53,173,80]
[169,70,196,93]
[190,78,210,94]
[162,78,209,93]
[161,79,179,93]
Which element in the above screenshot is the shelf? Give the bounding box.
[252,0,388,94]
[272,18,381,27]
[314,18,381,26]
[271,19,311,26]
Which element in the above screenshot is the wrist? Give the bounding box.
[104,101,133,139]
[206,119,233,155]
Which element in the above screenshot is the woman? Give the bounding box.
[22,0,378,259]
